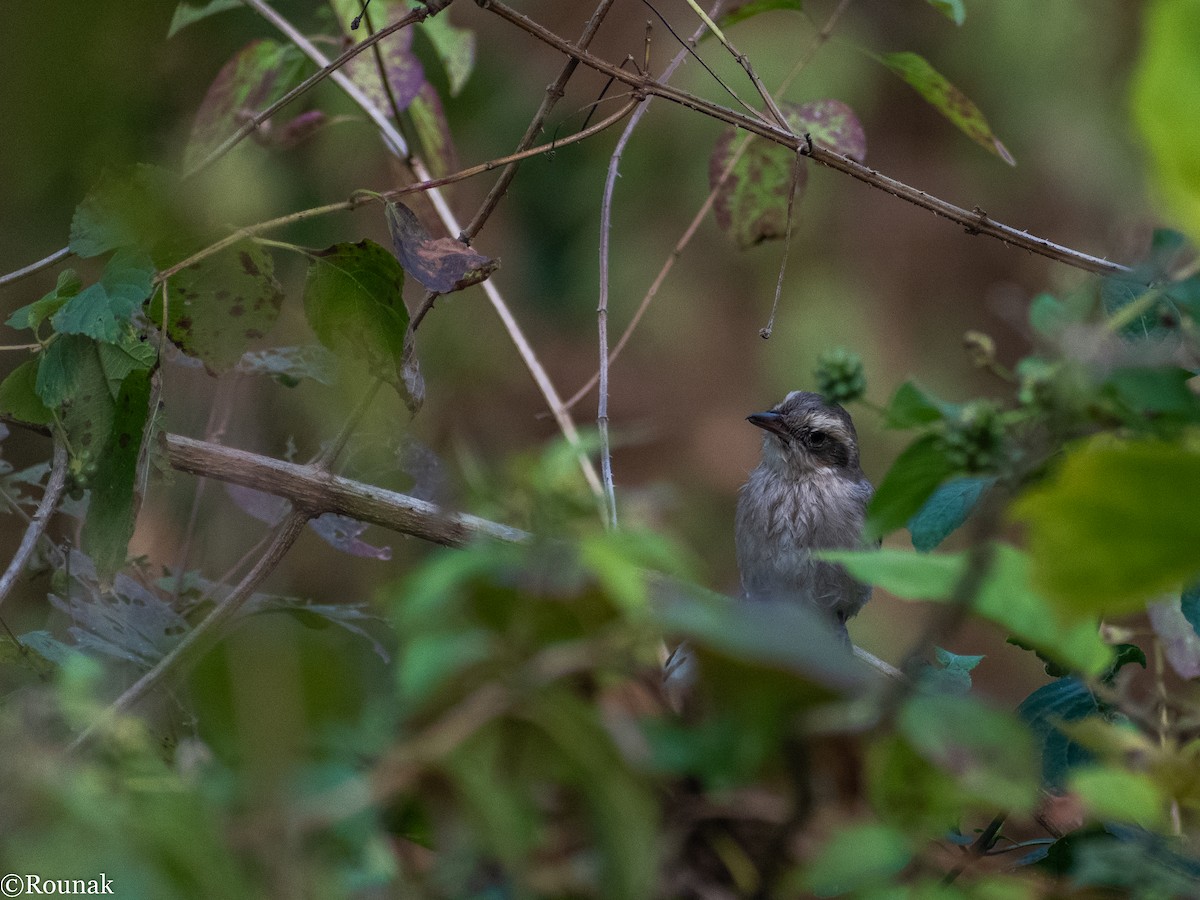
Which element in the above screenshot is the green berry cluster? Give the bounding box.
[814,348,867,405]
[67,449,99,501]
[939,401,1006,473]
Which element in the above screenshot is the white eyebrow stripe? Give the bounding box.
[804,412,846,434]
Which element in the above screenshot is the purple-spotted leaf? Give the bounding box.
[874,51,1014,165]
[385,200,498,293]
[311,513,392,560]
[85,369,153,577]
[343,20,425,117]
[184,40,312,170]
[710,100,864,248]
[149,240,284,374]
[408,82,457,177]
[712,0,804,34]
[302,240,410,394]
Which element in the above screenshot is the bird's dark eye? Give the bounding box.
[808,431,827,447]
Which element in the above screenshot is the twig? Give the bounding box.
[68,511,310,751]
[759,147,802,339]
[461,0,619,242]
[248,0,605,500]
[0,247,72,289]
[477,0,1132,279]
[0,439,67,611]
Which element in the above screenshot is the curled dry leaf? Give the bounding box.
[385,200,498,294]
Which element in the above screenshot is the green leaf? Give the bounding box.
[1070,767,1168,829]
[872,51,1014,164]
[51,249,155,343]
[184,40,311,171]
[167,0,243,38]
[69,165,179,259]
[867,734,965,836]
[1015,438,1200,615]
[899,693,1040,812]
[6,270,82,332]
[710,100,865,249]
[927,0,965,26]
[802,823,911,896]
[1106,366,1200,419]
[150,241,283,373]
[35,334,91,409]
[302,240,408,390]
[0,360,55,426]
[712,0,804,34]
[866,433,956,539]
[918,646,984,696]
[884,380,956,428]
[908,475,994,551]
[824,545,1114,676]
[411,1,475,95]
[1131,0,1200,250]
[1182,580,1200,635]
[83,370,152,577]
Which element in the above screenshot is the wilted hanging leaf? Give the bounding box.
[385,200,498,293]
[149,240,283,373]
[412,2,476,95]
[872,51,1015,164]
[51,249,156,344]
[184,40,312,171]
[84,369,154,577]
[226,483,291,526]
[408,83,458,177]
[302,239,412,397]
[710,100,865,248]
[310,514,392,560]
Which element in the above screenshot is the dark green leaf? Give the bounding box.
[0,360,55,426]
[927,0,965,25]
[918,646,984,696]
[84,370,152,577]
[302,239,409,390]
[184,40,312,171]
[1018,677,1101,788]
[712,0,804,33]
[1015,438,1200,615]
[873,51,1014,164]
[1106,366,1200,419]
[35,334,92,409]
[69,165,178,258]
[167,0,243,37]
[1070,826,1200,896]
[6,270,82,332]
[884,380,955,428]
[866,434,956,538]
[150,241,283,372]
[908,475,993,551]
[1101,275,1180,340]
[1182,580,1200,635]
[51,249,155,343]
[385,201,498,294]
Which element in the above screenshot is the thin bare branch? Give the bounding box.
[0,439,67,611]
[478,0,1132,279]
[0,247,72,290]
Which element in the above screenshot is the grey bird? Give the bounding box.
[663,391,873,710]
[735,390,875,642]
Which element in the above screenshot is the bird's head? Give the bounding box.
[748,390,861,475]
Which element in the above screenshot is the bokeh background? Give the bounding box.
[0,0,1156,705]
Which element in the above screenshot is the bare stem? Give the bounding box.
[0,439,68,612]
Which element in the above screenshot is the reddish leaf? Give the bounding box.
[385,201,498,294]
[343,21,425,117]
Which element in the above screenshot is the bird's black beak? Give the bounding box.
[747,410,789,440]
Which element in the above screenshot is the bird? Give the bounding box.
[663,391,873,711]
[735,390,875,643]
